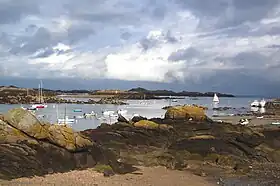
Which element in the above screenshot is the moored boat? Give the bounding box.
[213,93,219,103]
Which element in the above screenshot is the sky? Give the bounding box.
[1,0,280,96]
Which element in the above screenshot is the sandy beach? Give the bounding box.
[0,166,215,186]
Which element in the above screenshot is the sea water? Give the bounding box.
[0,97,262,131]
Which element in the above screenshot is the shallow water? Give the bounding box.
[0,97,263,131]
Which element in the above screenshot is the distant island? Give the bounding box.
[0,85,234,104]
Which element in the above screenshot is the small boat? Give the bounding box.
[56,104,75,125]
[73,115,84,119]
[31,104,47,109]
[271,121,280,125]
[239,118,249,125]
[250,100,260,107]
[259,99,266,108]
[213,93,219,103]
[117,109,127,115]
[172,99,178,102]
[73,109,82,112]
[84,111,96,118]
[21,106,37,111]
[102,110,115,116]
[57,116,75,125]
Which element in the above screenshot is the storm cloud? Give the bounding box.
[0,0,280,95]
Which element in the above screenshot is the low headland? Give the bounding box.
[0,85,234,105]
[1,104,280,185]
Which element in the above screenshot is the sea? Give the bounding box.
[0,97,266,131]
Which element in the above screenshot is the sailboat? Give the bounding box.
[213,93,219,103]
[31,80,47,109]
[259,99,266,108]
[57,104,75,125]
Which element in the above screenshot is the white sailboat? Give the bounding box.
[259,99,266,108]
[213,93,219,103]
[57,104,75,125]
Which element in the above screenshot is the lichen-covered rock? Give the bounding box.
[131,115,147,122]
[134,120,159,129]
[133,120,173,130]
[47,125,93,152]
[164,105,208,121]
[0,119,34,143]
[3,108,49,139]
[3,108,92,152]
[0,108,130,180]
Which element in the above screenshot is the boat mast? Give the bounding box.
[40,80,44,103]
[38,83,41,103]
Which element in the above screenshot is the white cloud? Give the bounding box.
[1,0,280,89]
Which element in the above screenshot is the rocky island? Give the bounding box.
[0,86,127,105]
[0,85,235,104]
[1,105,280,185]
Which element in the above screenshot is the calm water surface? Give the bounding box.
[0,97,263,131]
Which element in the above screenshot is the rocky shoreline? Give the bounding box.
[1,105,280,185]
[0,95,127,105]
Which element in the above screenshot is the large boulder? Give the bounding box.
[3,108,93,152]
[164,105,208,121]
[0,108,126,180]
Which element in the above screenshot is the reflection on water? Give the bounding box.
[0,97,263,131]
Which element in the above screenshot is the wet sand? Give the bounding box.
[0,166,216,186]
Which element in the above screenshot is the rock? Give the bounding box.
[81,116,280,183]
[134,120,159,129]
[133,120,173,130]
[97,123,111,129]
[47,125,93,152]
[213,107,232,111]
[164,105,208,121]
[3,108,49,139]
[95,98,128,105]
[3,108,93,152]
[0,120,98,179]
[103,169,115,177]
[131,116,147,122]
[117,115,129,123]
[192,104,208,110]
[0,108,129,180]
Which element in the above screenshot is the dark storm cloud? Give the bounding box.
[9,27,53,55]
[0,0,39,24]
[175,0,280,28]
